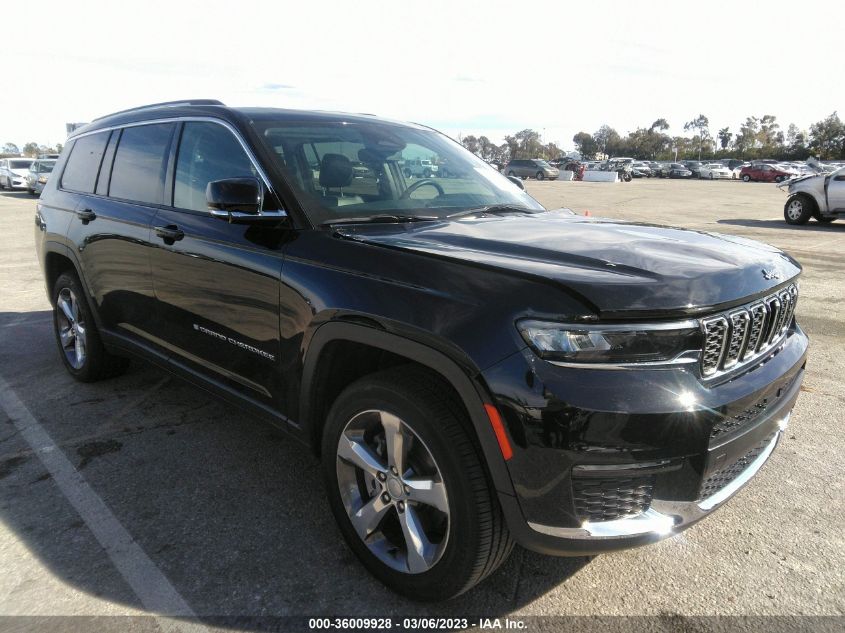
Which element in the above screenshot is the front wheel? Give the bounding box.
[535,171,545,180]
[742,174,751,182]
[784,195,813,225]
[322,368,513,601]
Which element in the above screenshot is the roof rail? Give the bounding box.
[92,99,225,122]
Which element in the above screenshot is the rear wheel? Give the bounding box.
[322,367,513,601]
[52,271,129,382]
[784,195,813,225]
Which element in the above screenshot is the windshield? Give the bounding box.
[10,160,33,170]
[38,161,56,173]
[251,119,543,224]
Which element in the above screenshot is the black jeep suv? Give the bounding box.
[35,100,808,601]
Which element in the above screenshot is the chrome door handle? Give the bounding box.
[76,209,96,223]
[154,225,184,242]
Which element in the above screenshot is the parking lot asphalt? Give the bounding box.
[0,180,843,624]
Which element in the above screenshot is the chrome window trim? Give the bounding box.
[67,116,276,199]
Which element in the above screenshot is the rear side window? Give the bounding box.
[173,122,256,212]
[109,123,175,205]
[61,132,109,193]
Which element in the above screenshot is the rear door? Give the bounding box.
[63,124,174,343]
[148,120,287,404]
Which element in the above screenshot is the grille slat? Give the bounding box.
[700,283,797,378]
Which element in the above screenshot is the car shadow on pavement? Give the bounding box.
[0,190,37,199]
[717,218,844,232]
[0,310,589,624]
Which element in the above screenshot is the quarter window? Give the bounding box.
[109,123,175,205]
[61,132,109,193]
[174,122,257,212]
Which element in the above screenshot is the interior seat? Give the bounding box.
[319,153,364,207]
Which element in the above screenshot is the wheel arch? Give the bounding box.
[299,320,517,497]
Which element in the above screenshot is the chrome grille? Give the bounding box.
[702,317,728,375]
[724,311,750,368]
[700,283,798,378]
[744,302,767,357]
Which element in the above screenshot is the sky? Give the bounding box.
[3,0,844,152]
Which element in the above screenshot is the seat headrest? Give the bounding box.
[319,153,353,188]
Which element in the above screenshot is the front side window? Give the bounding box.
[252,118,541,225]
[109,123,174,205]
[61,132,109,193]
[174,122,258,212]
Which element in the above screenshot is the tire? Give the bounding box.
[775,175,785,183]
[709,173,714,180]
[507,171,516,177]
[27,188,35,195]
[535,171,544,180]
[742,174,751,182]
[52,271,130,382]
[322,367,513,601]
[784,195,813,225]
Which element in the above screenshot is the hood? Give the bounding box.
[780,172,824,189]
[337,210,801,316]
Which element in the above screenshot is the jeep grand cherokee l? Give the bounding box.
[36,100,808,601]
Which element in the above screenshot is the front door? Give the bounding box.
[827,171,845,211]
[149,120,288,404]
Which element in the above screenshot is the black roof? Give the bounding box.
[70,99,426,139]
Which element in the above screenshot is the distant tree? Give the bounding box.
[2,142,20,154]
[649,118,669,133]
[56,142,63,153]
[785,124,808,159]
[717,127,733,150]
[809,112,845,159]
[572,132,598,159]
[683,114,710,159]
[22,142,40,157]
[734,117,760,157]
[592,125,620,157]
[461,134,480,155]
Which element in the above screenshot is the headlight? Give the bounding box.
[517,319,702,365]
[38,175,48,184]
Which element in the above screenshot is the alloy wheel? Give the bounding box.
[786,199,805,221]
[56,288,87,369]
[335,409,450,574]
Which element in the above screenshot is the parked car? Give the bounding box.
[25,159,57,195]
[631,162,653,178]
[683,161,704,178]
[698,163,732,180]
[739,164,794,183]
[721,159,746,171]
[504,159,559,180]
[402,158,438,178]
[0,158,35,190]
[778,166,844,224]
[36,99,808,601]
[667,163,693,178]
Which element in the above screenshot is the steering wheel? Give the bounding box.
[400,178,445,200]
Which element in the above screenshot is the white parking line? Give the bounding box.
[0,375,207,632]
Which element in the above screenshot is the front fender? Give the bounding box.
[298,320,518,498]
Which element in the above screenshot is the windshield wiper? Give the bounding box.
[320,214,439,226]
[446,204,539,220]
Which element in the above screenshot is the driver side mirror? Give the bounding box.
[507,175,525,190]
[206,177,287,225]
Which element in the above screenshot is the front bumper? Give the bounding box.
[484,324,808,555]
